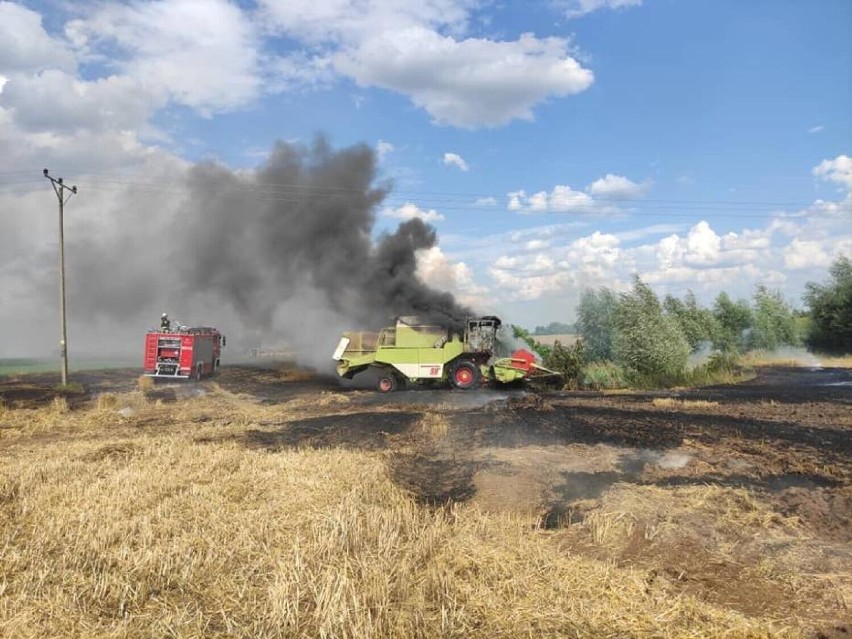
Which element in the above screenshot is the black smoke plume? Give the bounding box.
[56,136,473,363]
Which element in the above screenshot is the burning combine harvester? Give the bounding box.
[332,316,559,392]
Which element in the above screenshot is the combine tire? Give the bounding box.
[376,371,398,393]
[450,360,480,390]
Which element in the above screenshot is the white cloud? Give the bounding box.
[784,239,834,270]
[507,185,596,214]
[560,0,642,19]
[508,172,647,214]
[267,51,336,92]
[684,221,721,266]
[382,202,445,223]
[652,221,777,272]
[334,28,593,127]
[8,1,594,132]
[443,152,469,171]
[257,1,594,127]
[808,125,824,134]
[813,155,852,190]
[487,230,621,301]
[66,0,262,114]
[586,173,649,199]
[549,185,595,211]
[2,70,157,134]
[257,0,473,43]
[416,245,488,308]
[376,140,394,160]
[474,196,497,206]
[507,190,525,211]
[0,2,77,74]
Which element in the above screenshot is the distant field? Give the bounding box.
[0,357,139,377]
[531,333,579,347]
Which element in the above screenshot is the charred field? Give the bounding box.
[0,363,850,638]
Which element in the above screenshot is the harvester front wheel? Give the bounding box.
[450,360,480,390]
[376,371,398,393]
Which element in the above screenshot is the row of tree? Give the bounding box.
[523,255,851,386]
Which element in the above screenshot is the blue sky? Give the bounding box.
[0,0,850,355]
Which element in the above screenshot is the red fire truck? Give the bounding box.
[143,326,225,380]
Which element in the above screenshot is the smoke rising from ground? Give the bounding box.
[18,137,473,368]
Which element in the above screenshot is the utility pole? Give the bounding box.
[43,169,77,386]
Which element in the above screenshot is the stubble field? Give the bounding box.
[0,362,850,638]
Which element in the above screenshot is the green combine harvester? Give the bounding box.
[332,315,559,392]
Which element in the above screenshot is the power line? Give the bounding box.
[0,169,827,208]
[0,178,825,209]
[1,174,846,220]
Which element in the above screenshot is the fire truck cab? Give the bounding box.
[143,326,225,380]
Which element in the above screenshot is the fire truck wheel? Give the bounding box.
[450,360,480,390]
[376,371,398,393]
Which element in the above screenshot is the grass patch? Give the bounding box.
[652,398,720,410]
[277,367,317,382]
[741,349,821,368]
[54,381,86,394]
[136,375,155,393]
[418,411,449,439]
[581,361,627,390]
[625,351,754,390]
[815,354,852,368]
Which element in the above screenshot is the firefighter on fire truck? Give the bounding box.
[160,313,171,332]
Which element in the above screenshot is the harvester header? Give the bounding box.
[332,315,559,392]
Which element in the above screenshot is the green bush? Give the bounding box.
[581,361,627,390]
[543,340,585,389]
[682,350,747,387]
[705,350,741,374]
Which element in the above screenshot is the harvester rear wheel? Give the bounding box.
[376,371,398,393]
[450,360,480,390]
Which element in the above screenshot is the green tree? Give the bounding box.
[713,292,752,353]
[612,276,690,383]
[804,255,852,354]
[663,290,719,350]
[576,287,618,362]
[749,286,800,350]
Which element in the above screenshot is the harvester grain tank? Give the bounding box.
[332,315,558,392]
[143,324,226,380]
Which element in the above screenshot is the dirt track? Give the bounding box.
[2,363,851,634]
